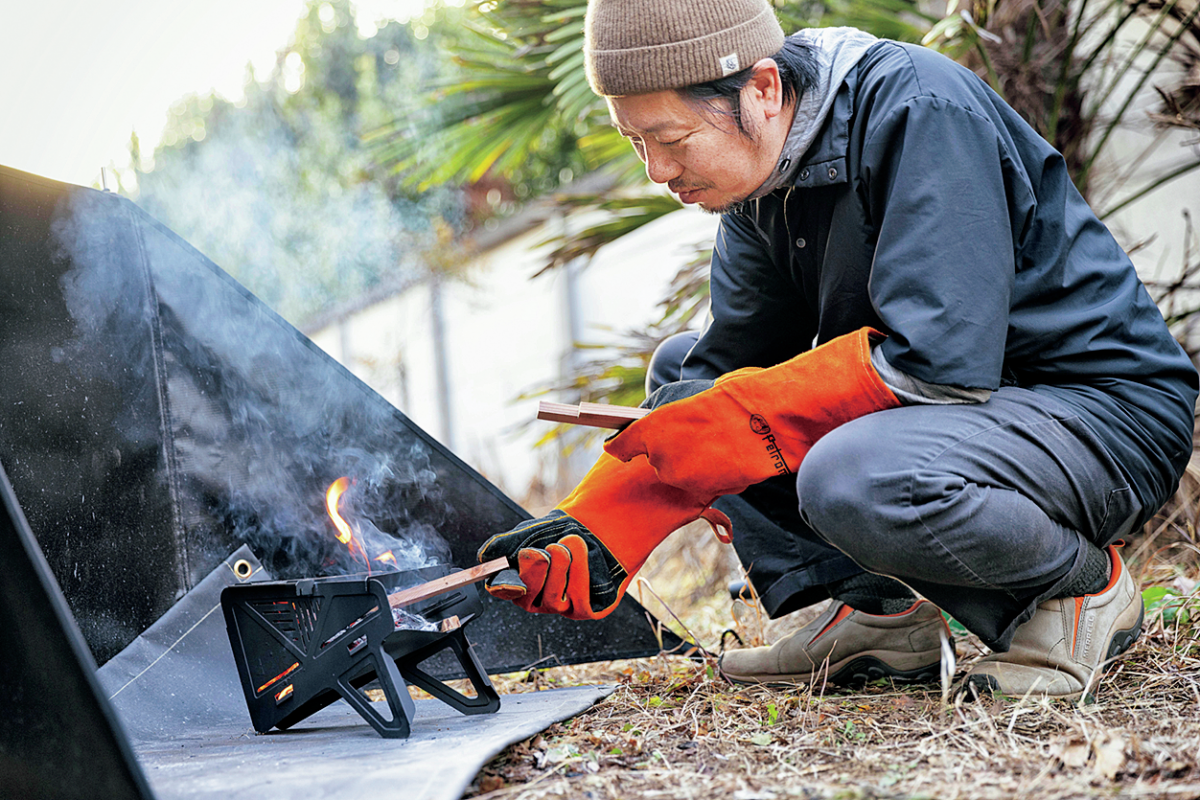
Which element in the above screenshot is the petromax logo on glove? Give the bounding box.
[749,415,791,476]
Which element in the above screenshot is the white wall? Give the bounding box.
[1077,16,1200,287]
[309,205,720,505]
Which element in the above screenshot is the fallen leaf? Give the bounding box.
[732,790,777,800]
[1052,736,1091,769]
[543,744,580,765]
[1093,732,1127,781]
[477,774,504,793]
[1051,730,1128,780]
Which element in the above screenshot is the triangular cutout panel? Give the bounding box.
[0,164,681,669]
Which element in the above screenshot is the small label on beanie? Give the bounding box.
[719,53,740,76]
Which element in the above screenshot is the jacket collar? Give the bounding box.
[749,28,878,198]
[785,80,853,190]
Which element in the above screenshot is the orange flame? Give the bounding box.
[325,477,353,545]
[374,550,396,566]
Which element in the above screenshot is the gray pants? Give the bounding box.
[648,333,1141,651]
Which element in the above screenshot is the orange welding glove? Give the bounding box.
[477,453,730,620]
[605,327,901,497]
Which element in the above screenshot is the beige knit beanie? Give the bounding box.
[584,0,785,96]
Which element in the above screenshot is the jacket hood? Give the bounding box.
[749,27,878,200]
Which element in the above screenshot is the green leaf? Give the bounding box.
[1144,585,1200,624]
[942,611,970,637]
[1143,586,1175,603]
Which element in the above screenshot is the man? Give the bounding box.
[478,0,1198,698]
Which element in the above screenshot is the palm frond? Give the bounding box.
[815,0,937,42]
[370,1,597,190]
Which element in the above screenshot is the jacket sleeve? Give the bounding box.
[861,95,1030,390]
[681,209,818,380]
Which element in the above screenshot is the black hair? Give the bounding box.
[679,38,819,137]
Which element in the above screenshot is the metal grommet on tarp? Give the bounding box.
[232,559,254,580]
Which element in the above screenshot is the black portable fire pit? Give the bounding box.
[222,565,500,739]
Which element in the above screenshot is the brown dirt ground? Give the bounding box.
[453,500,1200,800]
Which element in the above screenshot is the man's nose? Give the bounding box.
[644,145,682,185]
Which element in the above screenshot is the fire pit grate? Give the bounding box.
[221,566,500,739]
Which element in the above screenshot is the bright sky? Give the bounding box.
[0,0,427,188]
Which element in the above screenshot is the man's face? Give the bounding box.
[607,89,777,213]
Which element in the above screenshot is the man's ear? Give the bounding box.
[745,58,785,119]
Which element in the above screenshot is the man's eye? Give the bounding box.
[660,138,683,146]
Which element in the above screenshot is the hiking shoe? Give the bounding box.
[717,599,948,686]
[964,544,1142,699]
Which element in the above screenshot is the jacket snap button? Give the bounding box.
[799,168,810,180]
[795,237,807,249]
[828,167,838,179]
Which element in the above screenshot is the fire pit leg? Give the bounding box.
[335,645,416,739]
[396,628,501,716]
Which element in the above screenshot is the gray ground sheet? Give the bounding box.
[97,547,615,800]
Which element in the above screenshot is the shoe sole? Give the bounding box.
[1106,601,1143,661]
[965,602,1145,699]
[722,653,942,688]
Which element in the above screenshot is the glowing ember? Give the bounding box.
[325,477,353,545]
[257,661,300,694]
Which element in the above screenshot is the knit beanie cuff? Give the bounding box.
[585,1,785,96]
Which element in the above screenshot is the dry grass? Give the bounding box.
[458,505,1200,800]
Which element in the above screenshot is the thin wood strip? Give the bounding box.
[386,557,510,609]
[578,400,648,419]
[535,401,583,425]
[538,401,580,417]
[536,400,649,430]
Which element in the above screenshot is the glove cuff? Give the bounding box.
[604,327,902,496]
[556,452,720,583]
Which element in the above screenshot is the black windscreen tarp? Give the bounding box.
[0,164,681,671]
[0,459,153,800]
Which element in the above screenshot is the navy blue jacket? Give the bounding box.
[682,41,1198,516]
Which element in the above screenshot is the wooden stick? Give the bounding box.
[386,557,510,609]
[536,400,649,430]
[535,401,582,425]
